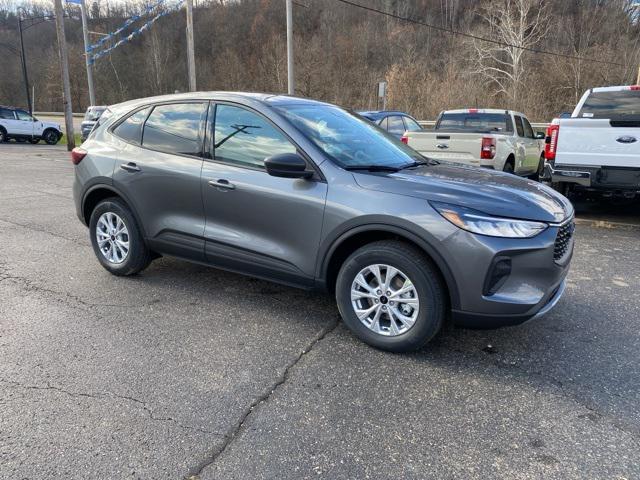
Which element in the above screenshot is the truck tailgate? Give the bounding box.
[555,118,640,168]
[404,131,483,166]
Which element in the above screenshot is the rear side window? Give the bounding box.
[387,116,406,135]
[113,107,151,144]
[142,103,207,156]
[437,113,513,133]
[514,116,525,137]
[403,116,422,132]
[578,90,640,119]
[213,104,296,169]
[0,108,13,119]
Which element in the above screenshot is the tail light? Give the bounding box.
[71,147,87,165]
[401,134,408,144]
[480,137,496,159]
[544,125,559,161]
[630,85,640,91]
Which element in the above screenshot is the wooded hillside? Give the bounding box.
[1,0,638,121]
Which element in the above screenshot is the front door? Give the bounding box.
[111,102,207,261]
[201,102,327,287]
[14,109,35,136]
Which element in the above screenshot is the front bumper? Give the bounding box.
[440,218,573,329]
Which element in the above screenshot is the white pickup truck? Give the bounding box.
[545,85,640,197]
[402,109,546,178]
[0,106,62,145]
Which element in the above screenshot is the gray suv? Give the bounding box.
[72,93,574,352]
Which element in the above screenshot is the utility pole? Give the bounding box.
[54,0,75,150]
[286,0,294,95]
[185,0,196,92]
[80,0,96,105]
[17,10,32,114]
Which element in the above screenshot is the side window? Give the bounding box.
[143,103,206,156]
[387,116,406,135]
[213,104,296,169]
[522,117,535,139]
[514,115,525,137]
[0,108,14,119]
[378,117,388,130]
[16,110,33,121]
[403,116,422,132]
[113,107,151,144]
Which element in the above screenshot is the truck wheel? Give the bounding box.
[503,158,515,174]
[551,182,569,197]
[0,128,6,142]
[43,129,60,145]
[531,155,545,181]
[335,240,446,353]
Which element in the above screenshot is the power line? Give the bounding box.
[334,0,626,67]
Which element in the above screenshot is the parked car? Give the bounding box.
[73,93,574,352]
[0,106,62,144]
[357,110,423,138]
[545,85,640,197]
[80,105,107,142]
[403,109,546,179]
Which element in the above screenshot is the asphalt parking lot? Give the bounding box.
[1,143,639,479]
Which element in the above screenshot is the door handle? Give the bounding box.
[436,143,449,149]
[120,162,141,172]
[208,179,236,190]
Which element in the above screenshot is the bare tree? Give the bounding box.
[472,0,551,107]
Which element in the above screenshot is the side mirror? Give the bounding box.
[535,132,545,139]
[264,153,313,179]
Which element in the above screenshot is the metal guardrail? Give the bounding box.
[418,120,550,129]
[35,113,550,129]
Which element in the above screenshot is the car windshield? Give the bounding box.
[275,104,423,168]
[84,107,106,122]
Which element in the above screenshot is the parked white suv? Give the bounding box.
[0,106,62,144]
[403,109,546,178]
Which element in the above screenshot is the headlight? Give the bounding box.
[431,201,547,238]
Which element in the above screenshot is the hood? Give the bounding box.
[352,163,573,223]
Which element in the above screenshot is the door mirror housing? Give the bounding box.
[264,153,313,179]
[535,132,545,139]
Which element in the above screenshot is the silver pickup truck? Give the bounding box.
[403,109,545,178]
[545,85,640,197]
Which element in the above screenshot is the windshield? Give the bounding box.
[275,104,422,168]
[84,107,106,122]
[578,90,640,119]
[436,113,513,133]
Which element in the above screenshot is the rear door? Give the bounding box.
[111,101,207,261]
[14,109,35,136]
[200,102,327,286]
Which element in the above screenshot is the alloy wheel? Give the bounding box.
[350,264,420,336]
[96,212,130,264]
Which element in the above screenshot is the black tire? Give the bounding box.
[0,127,6,142]
[335,240,446,353]
[551,181,569,197]
[530,155,545,182]
[503,158,515,174]
[43,129,60,145]
[29,137,40,144]
[89,198,152,276]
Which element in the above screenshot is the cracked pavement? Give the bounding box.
[1,144,639,479]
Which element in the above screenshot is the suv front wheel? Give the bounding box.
[89,198,152,276]
[336,240,446,352]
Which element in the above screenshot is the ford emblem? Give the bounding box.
[616,135,637,144]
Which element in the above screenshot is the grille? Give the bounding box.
[554,220,575,263]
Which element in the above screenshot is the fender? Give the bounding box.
[316,218,461,309]
[82,182,148,238]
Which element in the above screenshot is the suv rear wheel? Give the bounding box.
[89,198,152,276]
[335,240,446,352]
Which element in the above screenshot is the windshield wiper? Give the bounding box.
[344,165,402,172]
[402,158,440,169]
